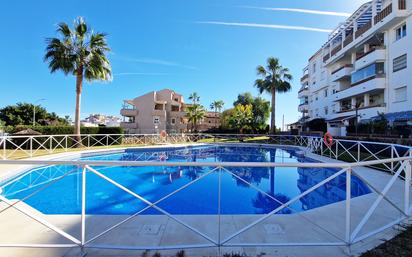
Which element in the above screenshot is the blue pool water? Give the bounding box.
[1,145,370,215]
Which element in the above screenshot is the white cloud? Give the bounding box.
[197,21,332,33]
[240,6,351,17]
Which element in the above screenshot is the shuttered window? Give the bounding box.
[394,86,407,102]
[393,54,407,72]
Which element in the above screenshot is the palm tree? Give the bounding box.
[186,104,205,132]
[188,92,200,105]
[44,17,112,142]
[254,57,292,134]
[210,100,224,129]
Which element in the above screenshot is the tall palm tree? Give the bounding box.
[188,92,200,105]
[186,104,205,132]
[255,57,292,134]
[44,17,112,142]
[210,100,224,128]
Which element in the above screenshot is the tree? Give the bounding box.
[188,92,200,105]
[210,100,224,128]
[234,93,270,131]
[44,17,112,141]
[0,103,68,126]
[186,104,206,132]
[229,104,253,133]
[254,57,292,134]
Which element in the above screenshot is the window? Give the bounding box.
[153,116,160,124]
[324,107,329,115]
[394,86,407,102]
[313,63,316,73]
[171,118,176,125]
[393,54,407,72]
[324,89,328,97]
[395,24,407,41]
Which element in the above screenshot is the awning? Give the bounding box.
[326,115,356,124]
[371,111,412,123]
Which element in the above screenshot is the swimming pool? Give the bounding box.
[1,145,370,215]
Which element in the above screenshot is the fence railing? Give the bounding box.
[1,133,412,173]
[0,156,411,254]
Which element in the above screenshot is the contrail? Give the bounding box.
[197,21,333,33]
[241,6,351,17]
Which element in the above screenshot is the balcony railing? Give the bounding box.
[331,44,343,56]
[331,64,354,75]
[343,33,354,48]
[399,0,407,10]
[355,21,372,39]
[300,74,309,82]
[355,46,385,61]
[338,103,386,113]
[323,53,330,62]
[374,3,393,24]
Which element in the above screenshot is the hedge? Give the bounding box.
[3,126,124,149]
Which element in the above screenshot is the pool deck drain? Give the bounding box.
[0,143,410,257]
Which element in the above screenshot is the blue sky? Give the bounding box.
[0,0,368,128]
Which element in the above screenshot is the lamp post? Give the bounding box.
[33,99,46,126]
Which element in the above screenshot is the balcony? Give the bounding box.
[120,122,138,129]
[323,53,330,62]
[355,21,372,39]
[152,109,166,116]
[355,48,385,69]
[374,3,392,24]
[298,88,309,98]
[333,77,386,101]
[331,64,354,82]
[300,74,309,83]
[336,104,386,119]
[120,108,138,117]
[331,44,342,56]
[298,103,309,113]
[343,33,354,48]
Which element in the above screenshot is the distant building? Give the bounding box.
[81,114,121,127]
[120,89,222,134]
[120,89,187,134]
[297,0,412,136]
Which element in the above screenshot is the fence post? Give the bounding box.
[357,142,361,162]
[391,145,394,173]
[217,166,222,256]
[2,137,6,160]
[30,136,33,158]
[345,167,352,245]
[336,141,339,160]
[81,165,87,255]
[405,161,411,216]
[65,136,68,152]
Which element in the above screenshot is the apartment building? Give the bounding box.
[298,0,411,136]
[120,89,187,134]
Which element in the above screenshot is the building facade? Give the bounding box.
[120,89,187,134]
[298,0,411,136]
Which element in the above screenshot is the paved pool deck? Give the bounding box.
[0,143,410,257]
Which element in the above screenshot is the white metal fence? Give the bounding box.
[0,134,411,255]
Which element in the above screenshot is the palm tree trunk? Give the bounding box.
[74,69,83,145]
[270,89,276,134]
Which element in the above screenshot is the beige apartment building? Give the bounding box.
[120,89,187,134]
[120,89,222,134]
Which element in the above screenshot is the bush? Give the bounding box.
[4,126,124,149]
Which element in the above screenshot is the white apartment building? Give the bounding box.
[298,0,411,136]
